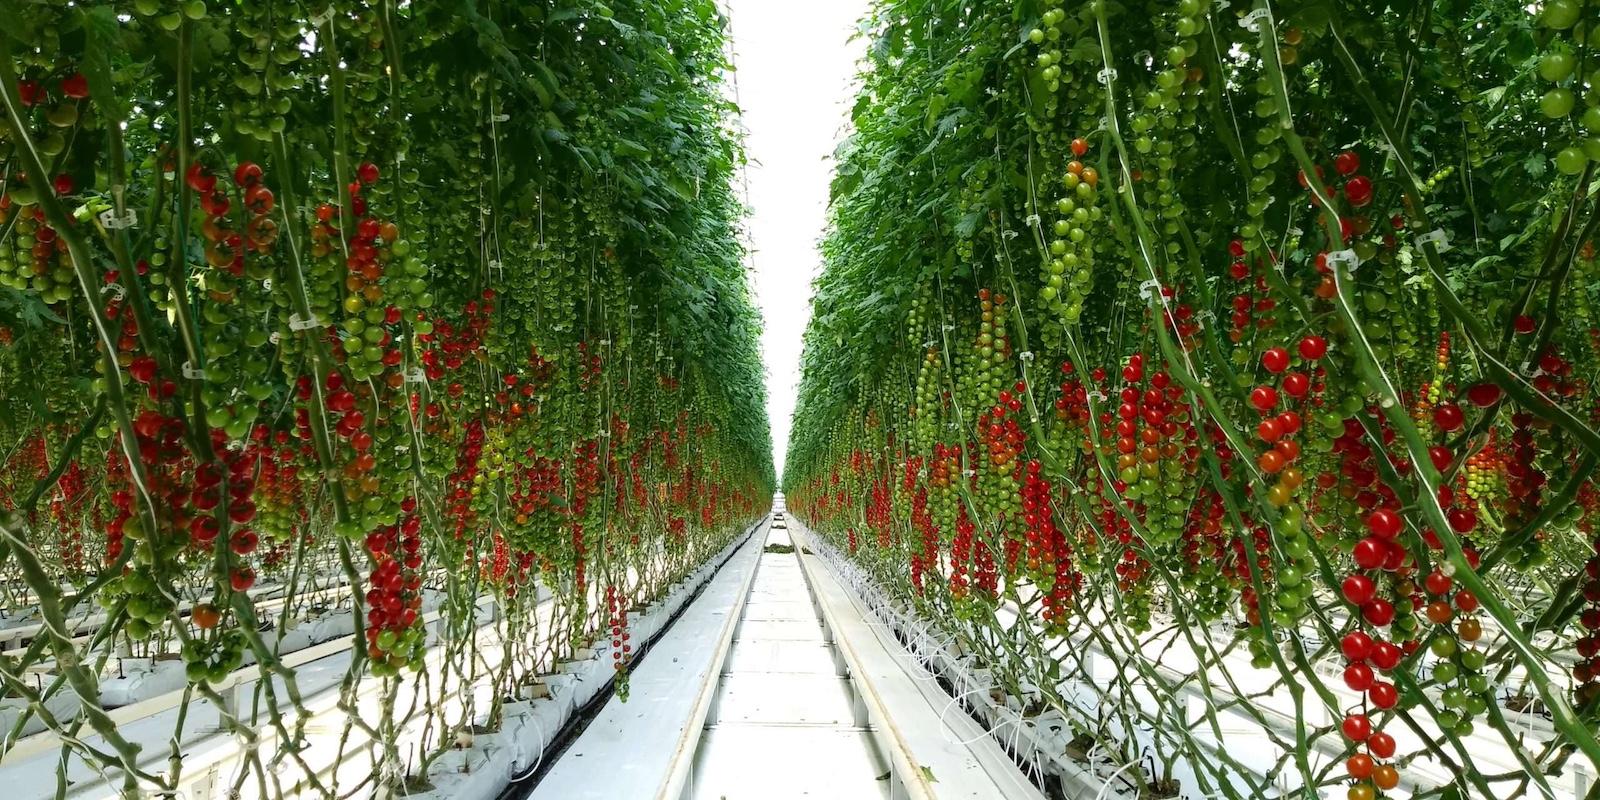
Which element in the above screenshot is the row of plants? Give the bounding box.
[0,0,771,796]
[785,0,1599,797]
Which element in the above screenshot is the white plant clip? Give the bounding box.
[1019,350,1035,362]
[288,312,322,331]
[181,361,206,380]
[1519,360,1538,377]
[1324,249,1360,273]
[1096,67,1118,85]
[1024,213,1041,228]
[405,367,427,383]
[98,208,138,230]
[1133,50,1152,65]
[1285,226,1303,238]
[396,152,407,163]
[492,114,510,123]
[1196,309,1217,326]
[309,6,336,27]
[262,278,272,291]
[269,331,282,345]
[1086,390,1107,403]
[942,323,956,332]
[1138,278,1165,302]
[100,282,127,302]
[1415,228,1452,253]
[1238,8,1271,32]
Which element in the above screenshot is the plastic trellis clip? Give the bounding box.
[1519,360,1539,378]
[1324,249,1360,273]
[1415,228,1452,253]
[404,367,427,383]
[288,312,322,331]
[269,331,282,345]
[1238,8,1271,31]
[181,361,206,381]
[99,282,126,302]
[1024,213,1042,228]
[1086,390,1107,403]
[1019,350,1035,363]
[309,6,335,27]
[491,114,511,123]
[1138,278,1166,303]
[1096,67,1118,85]
[98,208,138,230]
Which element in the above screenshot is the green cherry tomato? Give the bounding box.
[1542,0,1581,29]
[1540,51,1577,81]
[1541,88,1576,118]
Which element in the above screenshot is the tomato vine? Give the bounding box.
[0,0,771,796]
[787,0,1600,797]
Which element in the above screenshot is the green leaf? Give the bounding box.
[955,211,984,239]
[78,5,126,123]
[1523,152,1547,179]
[615,139,653,160]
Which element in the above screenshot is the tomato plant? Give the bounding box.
[786,0,1600,797]
[0,1,771,796]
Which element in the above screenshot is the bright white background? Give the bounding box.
[725,0,870,477]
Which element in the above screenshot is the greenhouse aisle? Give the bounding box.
[685,513,889,799]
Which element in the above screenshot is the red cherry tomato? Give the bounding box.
[1262,347,1290,374]
[1433,403,1464,431]
[1343,574,1378,605]
[1368,681,1398,709]
[1341,631,1374,662]
[1370,640,1402,671]
[1298,335,1328,360]
[1342,714,1372,742]
[1344,663,1375,691]
[1250,386,1278,411]
[1465,383,1502,408]
[1345,175,1374,207]
[1334,150,1361,176]
[1367,508,1403,539]
[60,73,89,99]
[1352,538,1387,571]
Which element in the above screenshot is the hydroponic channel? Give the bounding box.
[3,0,1600,798]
